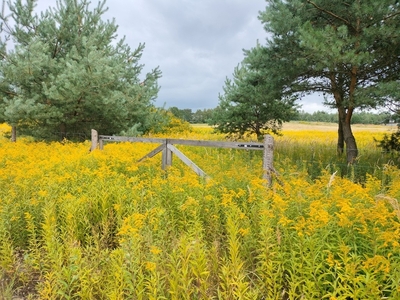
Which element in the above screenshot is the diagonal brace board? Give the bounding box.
[167,144,209,179]
[136,143,209,179]
[137,144,166,162]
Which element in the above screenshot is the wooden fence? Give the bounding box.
[90,129,276,186]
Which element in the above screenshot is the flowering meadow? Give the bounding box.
[1,123,400,299]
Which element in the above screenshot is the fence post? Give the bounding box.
[162,139,173,170]
[90,129,98,151]
[11,125,16,142]
[263,134,274,186]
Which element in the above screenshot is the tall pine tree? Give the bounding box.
[246,0,400,163]
[0,0,161,140]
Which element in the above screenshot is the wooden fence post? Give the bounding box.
[99,138,104,150]
[11,125,16,142]
[90,129,98,151]
[162,139,173,170]
[263,134,274,186]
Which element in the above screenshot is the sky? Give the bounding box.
[30,0,326,113]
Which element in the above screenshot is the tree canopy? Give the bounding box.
[245,0,400,162]
[0,0,161,140]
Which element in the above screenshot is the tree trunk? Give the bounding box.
[330,71,358,164]
[342,120,358,164]
[338,108,358,164]
[337,116,344,155]
[60,123,67,141]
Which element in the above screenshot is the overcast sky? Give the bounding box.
[32,0,326,112]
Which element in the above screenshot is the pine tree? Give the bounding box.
[246,0,400,163]
[0,0,161,140]
[210,63,296,140]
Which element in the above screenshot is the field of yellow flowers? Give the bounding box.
[1,123,400,299]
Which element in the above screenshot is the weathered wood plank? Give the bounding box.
[162,144,173,170]
[167,139,264,149]
[11,126,16,142]
[263,135,274,187]
[99,135,166,144]
[99,135,264,150]
[90,129,98,151]
[167,144,209,179]
[99,139,104,150]
[137,144,166,162]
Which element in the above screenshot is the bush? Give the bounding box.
[375,125,400,153]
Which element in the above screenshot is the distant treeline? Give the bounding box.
[293,110,393,124]
[168,106,394,125]
[168,107,214,124]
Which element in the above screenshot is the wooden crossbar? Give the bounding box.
[98,135,264,150]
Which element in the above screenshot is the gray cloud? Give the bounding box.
[31,0,322,112]
[98,0,268,110]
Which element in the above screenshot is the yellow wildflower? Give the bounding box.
[363,255,390,274]
[278,215,292,227]
[221,192,233,207]
[150,246,162,255]
[181,196,199,211]
[24,212,32,220]
[145,261,157,272]
[326,252,338,267]
[37,190,48,197]
[117,223,136,236]
[238,227,250,237]
[113,203,121,212]
[309,200,330,227]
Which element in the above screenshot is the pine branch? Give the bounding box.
[383,10,400,22]
[0,88,18,97]
[306,0,351,26]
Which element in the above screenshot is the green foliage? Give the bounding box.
[252,0,400,102]
[359,80,400,119]
[376,125,400,155]
[210,64,297,140]
[0,0,161,140]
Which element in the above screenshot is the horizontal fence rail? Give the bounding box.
[91,129,275,186]
[98,135,265,150]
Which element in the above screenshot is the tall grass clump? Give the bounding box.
[274,129,394,182]
[0,123,399,299]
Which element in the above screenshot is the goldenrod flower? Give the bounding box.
[145,261,156,272]
[150,246,162,255]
